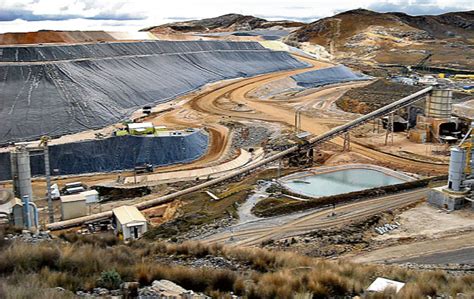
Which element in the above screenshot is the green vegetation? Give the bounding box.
[144,168,297,240]
[97,270,122,290]
[251,197,300,215]
[0,236,472,299]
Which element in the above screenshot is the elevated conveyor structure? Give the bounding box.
[47,87,434,230]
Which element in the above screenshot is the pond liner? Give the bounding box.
[291,64,371,88]
[0,40,309,145]
[0,131,208,181]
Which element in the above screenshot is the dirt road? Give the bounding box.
[352,231,474,264]
[202,189,427,246]
[181,55,448,174]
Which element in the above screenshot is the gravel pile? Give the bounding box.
[181,217,236,241]
[162,255,248,271]
[3,230,53,243]
[231,125,271,150]
[399,263,474,275]
[267,214,385,257]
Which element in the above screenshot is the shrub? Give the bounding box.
[58,232,118,247]
[0,242,60,274]
[97,270,122,290]
[0,238,472,298]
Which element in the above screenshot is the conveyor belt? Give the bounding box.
[47,87,433,230]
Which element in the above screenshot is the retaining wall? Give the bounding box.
[0,131,208,181]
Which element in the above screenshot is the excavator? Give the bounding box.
[415,52,433,70]
[403,52,432,75]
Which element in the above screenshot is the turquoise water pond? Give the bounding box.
[283,168,405,198]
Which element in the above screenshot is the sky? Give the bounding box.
[0,0,473,33]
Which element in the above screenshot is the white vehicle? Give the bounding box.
[49,183,60,200]
[418,75,438,86]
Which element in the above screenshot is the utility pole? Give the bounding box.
[40,136,54,223]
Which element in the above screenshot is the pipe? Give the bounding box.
[22,195,31,230]
[459,127,472,147]
[46,87,433,230]
[28,202,39,228]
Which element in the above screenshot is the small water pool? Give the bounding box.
[281,167,409,198]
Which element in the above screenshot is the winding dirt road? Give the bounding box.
[171,55,448,174]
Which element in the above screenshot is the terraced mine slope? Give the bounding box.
[0,40,308,144]
[285,9,474,70]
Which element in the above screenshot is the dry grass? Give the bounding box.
[0,238,472,298]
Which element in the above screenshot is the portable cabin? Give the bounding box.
[112,206,148,240]
[61,194,87,220]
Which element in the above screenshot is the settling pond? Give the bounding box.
[280,165,414,198]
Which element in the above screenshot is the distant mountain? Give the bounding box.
[0,30,158,45]
[284,9,474,70]
[0,30,118,45]
[142,13,304,33]
[392,10,474,39]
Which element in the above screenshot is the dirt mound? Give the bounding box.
[0,30,118,45]
[143,13,304,33]
[285,9,474,70]
[336,79,423,114]
[336,79,469,114]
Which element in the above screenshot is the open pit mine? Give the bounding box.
[0,9,473,299]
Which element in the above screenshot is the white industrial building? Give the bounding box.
[428,122,474,210]
[61,194,87,220]
[112,206,148,240]
[81,190,99,204]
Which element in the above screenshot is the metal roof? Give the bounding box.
[80,190,99,196]
[61,194,86,203]
[112,205,146,225]
[127,122,153,129]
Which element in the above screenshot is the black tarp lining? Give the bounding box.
[0,40,309,144]
[0,131,208,181]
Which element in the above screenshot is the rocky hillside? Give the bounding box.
[285,9,474,70]
[142,13,304,33]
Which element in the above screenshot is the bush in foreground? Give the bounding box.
[0,239,472,298]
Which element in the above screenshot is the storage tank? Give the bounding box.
[15,148,33,200]
[448,146,466,191]
[425,89,452,118]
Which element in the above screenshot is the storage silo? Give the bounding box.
[425,89,452,119]
[11,147,33,201]
[448,146,466,192]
